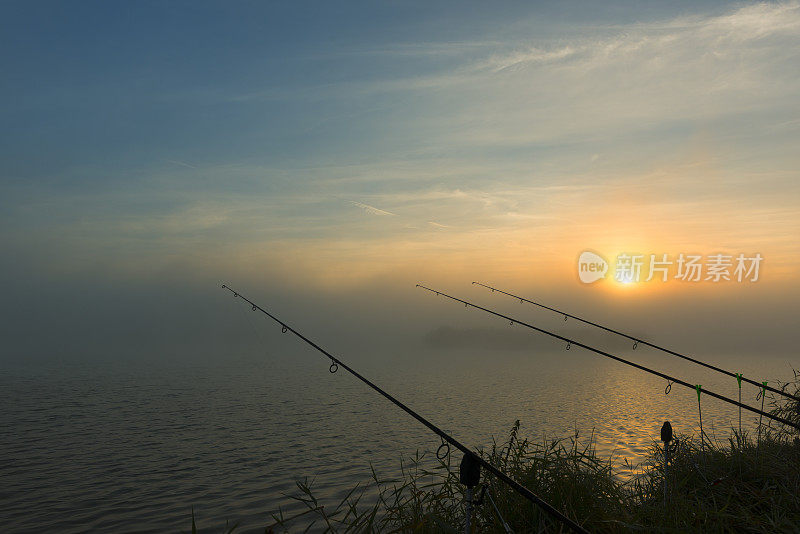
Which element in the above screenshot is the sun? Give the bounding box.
[613,276,639,289]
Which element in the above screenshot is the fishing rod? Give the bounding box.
[221,284,589,534]
[416,284,800,432]
[472,282,800,404]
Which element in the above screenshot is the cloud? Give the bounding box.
[347,200,397,216]
[166,159,198,169]
[289,2,800,154]
[2,1,798,292]
[478,45,579,73]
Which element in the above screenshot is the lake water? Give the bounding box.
[2,342,796,533]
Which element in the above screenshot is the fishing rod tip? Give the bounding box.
[221,284,227,288]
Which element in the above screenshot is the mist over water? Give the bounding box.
[2,272,798,533]
[3,338,795,533]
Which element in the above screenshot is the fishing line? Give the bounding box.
[221,284,588,534]
[487,486,513,534]
[696,385,705,457]
[736,373,743,436]
[472,282,800,404]
[757,381,769,446]
[417,284,800,431]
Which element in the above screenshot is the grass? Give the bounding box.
[202,374,800,533]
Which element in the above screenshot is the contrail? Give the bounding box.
[347,200,396,216]
[167,159,198,169]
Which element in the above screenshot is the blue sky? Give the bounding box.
[1,1,799,360]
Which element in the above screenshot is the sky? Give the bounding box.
[1,1,799,364]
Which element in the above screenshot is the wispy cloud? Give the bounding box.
[166,159,198,169]
[477,45,579,73]
[250,2,800,153]
[347,200,396,216]
[3,2,799,288]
